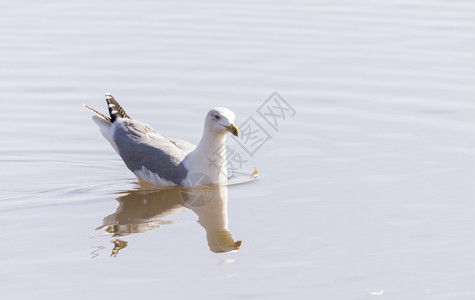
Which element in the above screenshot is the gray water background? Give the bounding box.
[0,0,473,299]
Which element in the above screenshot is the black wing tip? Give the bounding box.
[105,93,131,122]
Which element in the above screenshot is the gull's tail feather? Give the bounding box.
[91,114,120,154]
[105,93,130,122]
[83,104,112,123]
[83,101,119,154]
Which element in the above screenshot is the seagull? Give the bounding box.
[84,93,239,186]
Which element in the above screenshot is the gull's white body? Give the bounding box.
[86,93,238,186]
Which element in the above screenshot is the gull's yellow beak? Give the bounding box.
[225,124,239,137]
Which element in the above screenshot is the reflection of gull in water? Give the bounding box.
[98,183,241,254]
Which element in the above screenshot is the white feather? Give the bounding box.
[133,166,177,186]
[92,115,119,154]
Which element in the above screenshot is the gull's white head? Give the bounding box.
[204,107,239,137]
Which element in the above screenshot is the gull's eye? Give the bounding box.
[214,114,221,120]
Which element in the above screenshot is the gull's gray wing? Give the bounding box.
[113,119,191,185]
[168,138,196,154]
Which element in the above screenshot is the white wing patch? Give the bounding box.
[134,166,178,186]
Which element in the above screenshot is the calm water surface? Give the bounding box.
[1,0,473,299]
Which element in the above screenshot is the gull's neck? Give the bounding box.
[183,129,228,185]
